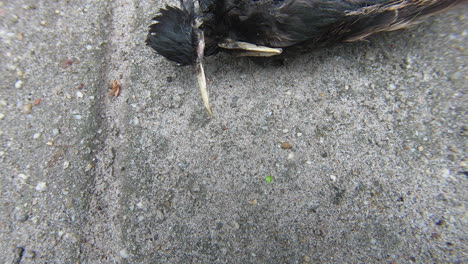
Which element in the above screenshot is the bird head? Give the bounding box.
[146,0,214,115]
[146,0,282,116]
[146,1,198,65]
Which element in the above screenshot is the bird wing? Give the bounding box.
[213,0,466,47]
[338,0,467,42]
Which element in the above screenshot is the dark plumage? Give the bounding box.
[146,0,467,114]
[146,2,196,65]
[147,0,466,64]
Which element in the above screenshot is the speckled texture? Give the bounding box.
[0,0,466,263]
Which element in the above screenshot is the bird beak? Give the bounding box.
[218,39,283,57]
[195,36,281,117]
[195,30,213,117]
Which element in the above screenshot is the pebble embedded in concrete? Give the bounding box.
[120,249,129,259]
[23,103,32,114]
[35,182,47,192]
[15,80,23,89]
[33,132,42,139]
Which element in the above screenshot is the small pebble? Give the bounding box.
[54,87,63,95]
[15,80,23,89]
[440,168,450,178]
[33,132,41,139]
[85,163,94,171]
[248,199,258,206]
[0,99,7,106]
[15,211,29,222]
[281,142,292,149]
[0,113,5,120]
[417,146,424,151]
[306,160,312,165]
[287,153,295,160]
[14,174,29,186]
[330,175,337,182]
[52,128,60,136]
[387,83,397,91]
[155,209,164,220]
[18,173,29,180]
[229,221,240,230]
[76,91,84,98]
[119,249,129,259]
[63,160,70,169]
[23,103,32,114]
[35,182,47,192]
[173,94,181,105]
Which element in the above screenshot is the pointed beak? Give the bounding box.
[218,39,283,57]
[195,30,213,117]
[195,59,213,117]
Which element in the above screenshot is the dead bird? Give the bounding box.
[146,0,466,115]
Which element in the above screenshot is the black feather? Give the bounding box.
[146,4,196,65]
[202,0,466,47]
[148,0,467,64]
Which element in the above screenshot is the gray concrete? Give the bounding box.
[0,0,466,263]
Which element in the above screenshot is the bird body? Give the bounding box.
[148,0,466,64]
[213,0,464,46]
[146,0,466,114]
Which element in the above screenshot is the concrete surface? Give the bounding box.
[0,0,467,263]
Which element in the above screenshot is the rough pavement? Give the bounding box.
[0,0,467,263]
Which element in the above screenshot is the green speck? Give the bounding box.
[265,176,272,183]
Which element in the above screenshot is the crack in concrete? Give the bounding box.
[81,0,137,262]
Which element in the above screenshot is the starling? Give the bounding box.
[146,0,467,115]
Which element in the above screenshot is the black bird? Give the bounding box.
[146,0,466,115]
